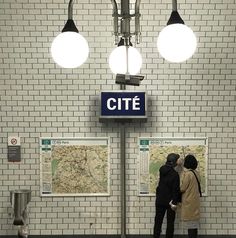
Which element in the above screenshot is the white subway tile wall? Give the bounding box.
[0,0,236,236]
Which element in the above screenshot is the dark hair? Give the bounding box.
[184,154,198,170]
[166,153,180,167]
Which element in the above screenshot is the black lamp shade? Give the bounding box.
[167,11,185,25]
[117,38,133,47]
[62,19,79,32]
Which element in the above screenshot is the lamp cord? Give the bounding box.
[172,0,177,11]
[68,0,74,20]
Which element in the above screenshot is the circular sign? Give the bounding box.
[11,138,17,145]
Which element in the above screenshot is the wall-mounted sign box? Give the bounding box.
[8,136,21,162]
[99,91,147,122]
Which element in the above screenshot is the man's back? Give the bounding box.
[156,164,180,206]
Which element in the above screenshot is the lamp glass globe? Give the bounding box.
[157,24,197,63]
[109,46,142,75]
[51,31,89,68]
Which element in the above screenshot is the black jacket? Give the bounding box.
[155,164,180,206]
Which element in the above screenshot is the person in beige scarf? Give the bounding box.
[180,154,202,238]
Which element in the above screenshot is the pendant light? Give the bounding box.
[50,0,197,70]
[109,0,143,85]
[109,38,142,75]
[51,0,89,68]
[157,0,197,63]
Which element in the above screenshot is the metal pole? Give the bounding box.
[121,0,130,39]
[111,0,119,44]
[120,120,126,238]
[120,1,129,237]
[135,0,141,44]
[172,0,177,11]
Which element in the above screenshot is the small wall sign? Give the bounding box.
[8,136,21,162]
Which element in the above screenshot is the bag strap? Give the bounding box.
[190,170,202,197]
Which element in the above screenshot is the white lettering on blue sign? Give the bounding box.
[107,96,141,111]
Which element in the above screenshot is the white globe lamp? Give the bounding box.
[51,14,89,68]
[157,9,197,63]
[51,31,89,68]
[157,23,197,63]
[109,45,142,75]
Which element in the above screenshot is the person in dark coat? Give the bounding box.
[153,153,181,238]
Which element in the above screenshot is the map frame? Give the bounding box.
[40,137,110,197]
[138,137,208,197]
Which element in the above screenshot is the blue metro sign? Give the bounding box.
[100,91,147,120]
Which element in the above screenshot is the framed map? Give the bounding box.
[138,137,208,196]
[40,137,110,196]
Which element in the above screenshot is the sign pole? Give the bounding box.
[120,61,126,237]
[120,120,126,238]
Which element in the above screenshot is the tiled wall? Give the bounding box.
[0,0,236,236]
